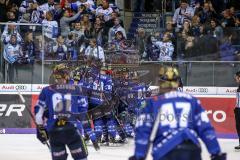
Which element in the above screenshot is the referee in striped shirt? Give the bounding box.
[234,71,240,150]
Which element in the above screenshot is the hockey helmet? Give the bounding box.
[158,66,180,89]
[52,63,69,80]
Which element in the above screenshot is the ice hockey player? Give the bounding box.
[34,63,88,160]
[129,66,226,160]
[234,71,240,150]
[88,66,120,145]
[71,66,100,151]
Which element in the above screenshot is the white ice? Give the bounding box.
[0,134,238,160]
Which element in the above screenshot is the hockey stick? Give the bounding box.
[17,91,51,150]
[145,107,162,160]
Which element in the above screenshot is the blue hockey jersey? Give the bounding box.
[89,73,113,105]
[35,84,88,131]
[134,91,221,160]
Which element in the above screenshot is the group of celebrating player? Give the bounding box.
[34,59,149,160]
[33,60,227,160]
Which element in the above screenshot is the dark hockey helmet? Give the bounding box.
[52,63,69,80]
[158,65,180,89]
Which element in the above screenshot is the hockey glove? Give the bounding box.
[36,125,49,144]
[211,153,227,160]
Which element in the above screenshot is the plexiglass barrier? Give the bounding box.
[0,23,239,87]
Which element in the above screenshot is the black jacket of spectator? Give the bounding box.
[23,40,35,63]
[0,0,9,22]
[222,17,236,27]
[198,10,217,24]
[211,0,225,14]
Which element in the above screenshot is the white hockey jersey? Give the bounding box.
[85,46,105,62]
[42,19,58,39]
[155,41,174,61]
[73,0,95,9]
[19,0,38,14]
[96,6,113,22]
[1,26,22,45]
[38,3,56,13]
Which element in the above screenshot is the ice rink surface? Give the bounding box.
[0,134,239,160]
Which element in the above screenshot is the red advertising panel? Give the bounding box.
[198,97,237,136]
[31,94,39,128]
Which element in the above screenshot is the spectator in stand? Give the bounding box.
[196,2,217,24]
[3,34,23,83]
[165,22,176,40]
[190,15,201,37]
[155,32,174,61]
[96,0,113,22]
[93,16,105,46]
[19,0,41,23]
[104,11,124,35]
[173,0,194,32]
[230,6,236,18]
[221,9,236,27]
[219,34,238,61]
[181,20,192,37]
[22,32,35,64]
[71,22,85,54]
[193,24,218,59]
[38,0,56,14]
[3,34,23,64]
[19,0,38,18]
[42,11,58,40]
[236,16,240,27]
[0,0,11,22]
[135,27,147,59]
[66,32,79,60]
[60,6,83,37]
[193,2,203,15]
[6,11,17,22]
[179,20,195,58]
[53,35,68,60]
[81,14,92,30]
[71,22,85,40]
[108,17,126,43]
[70,0,95,13]
[209,18,223,41]
[110,31,127,51]
[230,6,240,27]
[8,3,19,20]
[165,22,177,59]
[1,24,22,45]
[142,35,159,61]
[19,0,37,14]
[85,38,105,62]
[81,14,94,41]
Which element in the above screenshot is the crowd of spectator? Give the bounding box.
[0,0,130,66]
[138,0,240,61]
[0,0,131,83]
[0,0,240,68]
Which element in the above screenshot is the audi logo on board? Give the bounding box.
[15,85,27,90]
[197,88,208,93]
